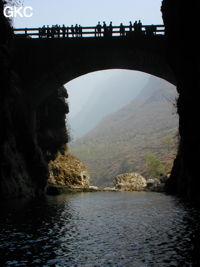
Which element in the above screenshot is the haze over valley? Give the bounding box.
[68,73,178,186]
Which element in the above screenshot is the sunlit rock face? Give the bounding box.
[162,0,200,202]
[48,153,90,189]
[114,173,147,191]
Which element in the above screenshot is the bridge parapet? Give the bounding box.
[14,24,165,39]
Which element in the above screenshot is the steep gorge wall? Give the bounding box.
[162,0,200,202]
[0,1,69,199]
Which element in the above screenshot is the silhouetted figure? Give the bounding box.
[47,25,50,38]
[138,20,142,32]
[41,25,46,38]
[133,20,143,35]
[103,21,108,37]
[129,21,133,32]
[133,20,137,31]
[51,26,56,38]
[75,24,79,37]
[66,26,69,37]
[62,24,66,38]
[109,21,113,37]
[120,23,125,36]
[57,25,60,38]
[71,25,74,37]
[79,25,82,37]
[96,22,101,37]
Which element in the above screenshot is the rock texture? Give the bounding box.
[161,0,200,203]
[0,1,48,198]
[48,153,90,189]
[114,173,147,191]
[0,1,71,199]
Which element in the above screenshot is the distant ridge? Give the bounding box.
[70,76,178,186]
[69,71,149,139]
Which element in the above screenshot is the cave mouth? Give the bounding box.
[65,69,178,188]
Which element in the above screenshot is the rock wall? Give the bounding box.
[0,1,40,198]
[161,0,200,203]
[37,86,69,162]
[0,1,70,199]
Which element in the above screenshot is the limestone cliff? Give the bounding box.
[0,1,47,198]
[0,1,70,199]
[161,0,200,203]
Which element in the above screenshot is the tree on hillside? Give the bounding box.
[145,153,166,179]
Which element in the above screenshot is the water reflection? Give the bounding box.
[0,192,200,266]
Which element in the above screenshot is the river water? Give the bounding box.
[0,192,200,267]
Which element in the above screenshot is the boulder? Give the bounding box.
[48,153,90,189]
[113,172,147,191]
[146,178,166,192]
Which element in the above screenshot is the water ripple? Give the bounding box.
[0,192,200,266]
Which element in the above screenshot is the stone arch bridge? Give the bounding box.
[12,24,176,108]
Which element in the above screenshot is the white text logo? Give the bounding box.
[4,6,33,18]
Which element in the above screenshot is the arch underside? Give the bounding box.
[13,36,176,105]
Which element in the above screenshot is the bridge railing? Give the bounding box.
[13,25,165,39]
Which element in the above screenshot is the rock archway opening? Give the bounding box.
[65,69,178,189]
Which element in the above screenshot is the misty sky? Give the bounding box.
[13,0,164,128]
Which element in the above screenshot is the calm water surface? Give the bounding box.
[0,192,200,267]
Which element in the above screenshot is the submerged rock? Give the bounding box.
[48,153,90,190]
[113,173,147,191]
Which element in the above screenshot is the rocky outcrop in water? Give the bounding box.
[114,173,147,191]
[48,153,90,190]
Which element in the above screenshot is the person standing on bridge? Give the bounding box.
[57,25,61,38]
[46,25,50,38]
[120,23,125,36]
[129,21,133,32]
[138,20,142,32]
[62,24,66,38]
[41,25,46,38]
[109,21,113,37]
[133,20,137,32]
[71,25,74,37]
[66,26,69,38]
[103,21,108,37]
[96,22,102,37]
[78,25,82,37]
[75,24,79,37]
[50,25,55,38]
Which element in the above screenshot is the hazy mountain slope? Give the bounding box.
[68,71,149,139]
[70,76,178,186]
